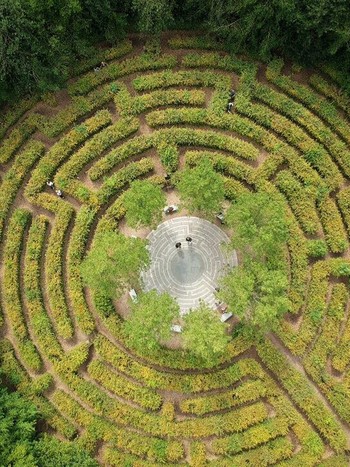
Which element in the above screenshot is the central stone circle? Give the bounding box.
[169,249,205,285]
[141,217,238,313]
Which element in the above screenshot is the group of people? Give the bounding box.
[46,180,64,198]
[175,237,192,249]
[226,89,236,113]
[94,61,107,73]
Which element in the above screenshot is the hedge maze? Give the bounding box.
[1,35,350,465]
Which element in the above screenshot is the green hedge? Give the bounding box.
[0,114,40,164]
[115,85,206,116]
[68,54,177,96]
[3,210,42,371]
[87,359,162,411]
[25,110,111,203]
[67,206,97,334]
[94,334,263,394]
[257,339,347,452]
[275,170,320,235]
[0,141,44,239]
[71,40,133,76]
[24,215,64,361]
[0,96,38,140]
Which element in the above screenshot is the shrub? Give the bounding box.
[157,142,179,172]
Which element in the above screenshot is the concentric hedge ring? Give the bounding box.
[1,33,350,465]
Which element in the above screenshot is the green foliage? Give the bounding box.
[0,386,38,467]
[0,387,96,467]
[183,302,230,365]
[205,0,350,69]
[158,142,179,172]
[2,0,350,104]
[226,191,289,267]
[220,262,291,330]
[132,0,174,35]
[123,179,165,228]
[33,435,98,467]
[123,290,179,353]
[307,240,328,258]
[176,157,225,216]
[0,0,128,104]
[221,192,291,330]
[80,231,149,298]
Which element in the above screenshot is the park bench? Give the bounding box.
[129,288,138,303]
[220,311,233,322]
[216,212,225,224]
[164,205,178,214]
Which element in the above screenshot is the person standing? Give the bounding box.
[186,236,192,244]
[175,242,181,249]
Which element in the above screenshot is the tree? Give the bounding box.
[176,157,225,216]
[0,0,128,104]
[206,0,350,66]
[182,302,230,365]
[0,387,38,467]
[132,0,174,35]
[34,435,98,467]
[123,180,165,228]
[123,290,179,353]
[0,386,97,467]
[220,262,291,331]
[226,191,289,267]
[219,191,291,330]
[80,231,149,298]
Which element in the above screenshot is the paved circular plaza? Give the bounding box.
[141,217,238,313]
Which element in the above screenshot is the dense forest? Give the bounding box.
[1,0,350,105]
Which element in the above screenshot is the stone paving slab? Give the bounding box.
[141,216,237,313]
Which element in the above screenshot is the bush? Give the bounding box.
[157,142,179,172]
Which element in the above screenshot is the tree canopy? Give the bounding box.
[123,290,179,353]
[123,180,166,228]
[80,231,149,298]
[220,261,291,330]
[0,386,97,467]
[1,0,350,104]
[182,302,230,365]
[225,191,289,267]
[132,0,174,35]
[219,191,291,330]
[0,0,127,103]
[206,0,350,65]
[176,158,225,216]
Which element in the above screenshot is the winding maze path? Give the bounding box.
[1,34,350,465]
[142,216,237,313]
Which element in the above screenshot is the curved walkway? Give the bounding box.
[141,216,238,313]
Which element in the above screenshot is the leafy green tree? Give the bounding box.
[34,435,98,467]
[220,191,291,330]
[206,0,350,66]
[0,387,97,467]
[182,302,230,365]
[0,0,128,104]
[132,0,174,35]
[220,262,291,330]
[176,157,225,216]
[80,231,149,298]
[226,191,289,267]
[123,180,165,228]
[123,290,179,353]
[0,387,38,467]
